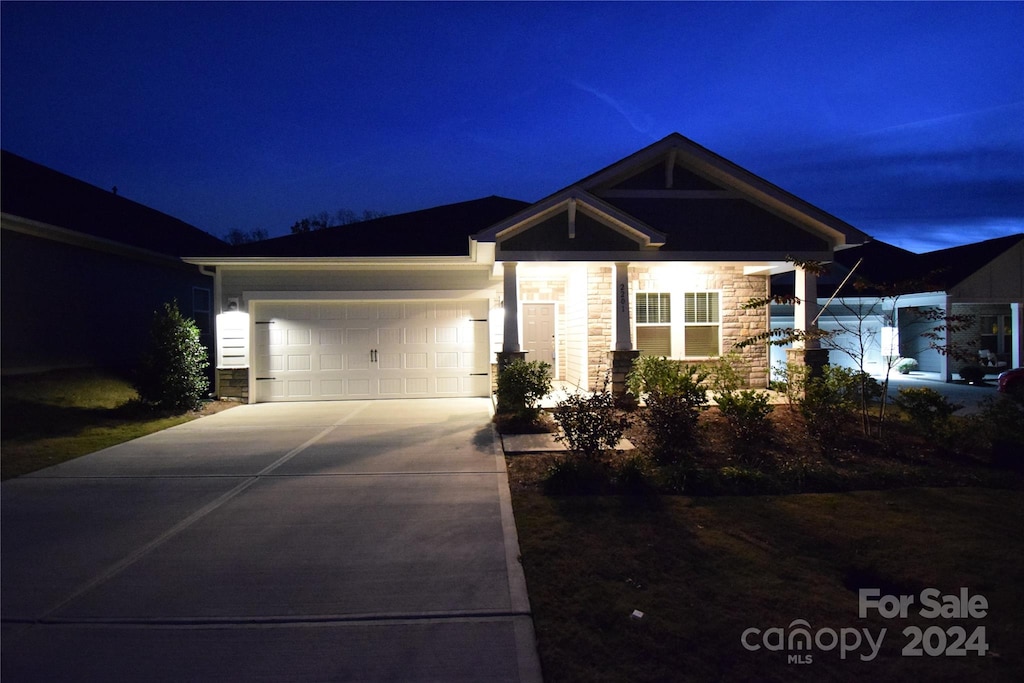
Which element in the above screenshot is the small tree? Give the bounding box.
[134,301,210,412]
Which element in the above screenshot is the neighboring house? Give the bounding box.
[185,133,869,403]
[1,150,229,374]
[771,234,1024,381]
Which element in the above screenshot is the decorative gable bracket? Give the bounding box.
[474,189,666,257]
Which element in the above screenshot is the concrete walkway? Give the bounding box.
[1,399,542,682]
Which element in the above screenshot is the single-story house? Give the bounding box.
[1,150,229,374]
[185,133,869,403]
[771,233,1024,381]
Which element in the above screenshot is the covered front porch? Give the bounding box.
[489,259,821,394]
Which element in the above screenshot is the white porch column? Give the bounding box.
[614,262,632,351]
[1012,302,1023,369]
[502,261,521,353]
[793,266,820,349]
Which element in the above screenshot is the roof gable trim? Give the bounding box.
[476,190,666,248]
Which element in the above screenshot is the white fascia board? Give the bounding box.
[182,255,486,270]
[242,288,499,304]
[496,249,833,263]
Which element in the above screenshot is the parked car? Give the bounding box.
[996,368,1024,398]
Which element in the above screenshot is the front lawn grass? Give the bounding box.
[513,487,1024,682]
[1,368,233,480]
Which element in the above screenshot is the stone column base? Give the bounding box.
[496,351,527,374]
[607,350,640,405]
[786,347,830,378]
[217,368,249,402]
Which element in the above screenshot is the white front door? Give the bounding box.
[253,300,490,401]
[523,303,555,371]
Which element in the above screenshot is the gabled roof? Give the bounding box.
[228,196,529,257]
[474,133,869,260]
[915,233,1024,291]
[567,133,870,249]
[1,150,228,256]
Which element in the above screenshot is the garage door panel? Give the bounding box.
[346,303,373,319]
[347,352,370,370]
[436,352,459,369]
[255,300,488,402]
[319,329,344,345]
[321,354,343,370]
[321,379,343,396]
[347,379,371,395]
[406,353,428,369]
[346,328,374,345]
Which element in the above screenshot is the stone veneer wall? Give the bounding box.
[217,368,249,402]
[630,264,770,388]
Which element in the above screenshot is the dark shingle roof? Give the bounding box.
[914,233,1024,290]
[774,234,1024,298]
[230,196,530,257]
[1,150,228,256]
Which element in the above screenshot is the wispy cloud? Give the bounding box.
[860,101,1024,137]
[569,79,654,135]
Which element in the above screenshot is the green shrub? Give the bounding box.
[554,389,630,460]
[716,466,782,495]
[496,359,552,420]
[699,351,748,394]
[800,365,864,444]
[894,357,919,374]
[134,301,210,412]
[770,361,810,405]
[974,395,1024,468]
[613,452,653,494]
[626,355,675,396]
[715,389,774,461]
[893,387,962,434]
[639,387,708,465]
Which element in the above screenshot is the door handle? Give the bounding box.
[370,349,378,363]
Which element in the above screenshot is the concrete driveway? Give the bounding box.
[1,399,541,682]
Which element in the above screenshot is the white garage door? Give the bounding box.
[253,300,490,401]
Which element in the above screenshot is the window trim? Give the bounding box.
[635,291,672,356]
[682,290,721,359]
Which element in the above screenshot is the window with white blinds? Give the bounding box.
[683,291,720,357]
[636,292,671,356]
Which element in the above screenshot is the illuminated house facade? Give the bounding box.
[187,134,870,402]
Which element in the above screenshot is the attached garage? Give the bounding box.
[251,299,491,402]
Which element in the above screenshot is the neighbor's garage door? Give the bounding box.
[253,300,490,401]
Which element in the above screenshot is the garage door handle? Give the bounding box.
[370,349,378,363]
[256,377,277,381]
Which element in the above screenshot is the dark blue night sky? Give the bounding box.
[2,1,1021,251]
